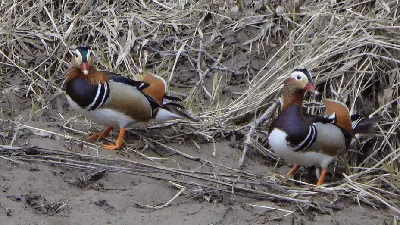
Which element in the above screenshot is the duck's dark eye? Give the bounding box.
[297,75,301,80]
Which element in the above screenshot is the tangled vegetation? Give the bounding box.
[0,0,399,217]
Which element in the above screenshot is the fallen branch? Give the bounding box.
[239,100,280,167]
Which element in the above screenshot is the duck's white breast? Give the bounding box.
[268,128,335,168]
[67,95,137,128]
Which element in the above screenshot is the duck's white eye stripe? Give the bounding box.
[290,71,306,79]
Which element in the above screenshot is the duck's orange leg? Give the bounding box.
[103,128,126,150]
[287,164,301,176]
[316,169,327,186]
[88,127,114,141]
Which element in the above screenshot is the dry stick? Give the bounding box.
[128,160,304,203]
[16,151,215,179]
[148,45,243,76]
[9,124,20,147]
[18,154,310,204]
[189,52,223,101]
[19,154,206,195]
[113,148,258,178]
[19,158,97,170]
[120,170,240,198]
[122,146,166,163]
[343,174,400,216]
[41,0,67,48]
[61,147,256,179]
[149,139,201,161]
[248,203,294,217]
[137,181,186,209]
[195,28,213,99]
[0,144,241,180]
[119,169,290,203]
[0,155,26,165]
[63,0,90,41]
[138,167,309,203]
[152,0,173,10]
[0,119,100,152]
[168,40,187,84]
[121,168,277,201]
[7,146,308,204]
[348,147,400,179]
[239,100,279,167]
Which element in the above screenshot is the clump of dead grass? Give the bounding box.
[0,0,399,217]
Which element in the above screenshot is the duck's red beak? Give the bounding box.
[305,83,319,95]
[80,62,89,75]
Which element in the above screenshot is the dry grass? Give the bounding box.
[0,0,399,217]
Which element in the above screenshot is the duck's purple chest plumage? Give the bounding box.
[66,77,109,111]
[270,105,311,146]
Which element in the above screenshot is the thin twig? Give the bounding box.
[136,181,186,209]
[239,100,279,167]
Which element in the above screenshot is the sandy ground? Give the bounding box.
[0,117,394,225]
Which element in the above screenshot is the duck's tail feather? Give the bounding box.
[163,102,185,110]
[152,94,196,122]
[162,104,196,122]
[162,94,185,110]
[163,94,182,102]
[351,114,381,134]
[163,94,195,120]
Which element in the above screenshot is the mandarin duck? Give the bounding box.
[65,47,193,150]
[268,68,378,185]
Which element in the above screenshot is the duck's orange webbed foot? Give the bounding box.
[103,128,125,150]
[88,127,114,141]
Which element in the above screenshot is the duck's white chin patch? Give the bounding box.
[83,70,88,75]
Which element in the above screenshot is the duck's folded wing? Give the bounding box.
[309,114,336,124]
[102,71,149,90]
[103,71,194,121]
[323,99,354,136]
[309,114,353,140]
